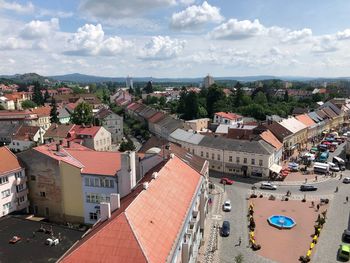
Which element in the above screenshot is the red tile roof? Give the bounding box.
[44,124,76,139]
[0,146,22,174]
[260,130,283,150]
[31,106,51,117]
[215,112,242,120]
[147,111,166,123]
[60,155,202,263]
[73,125,102,137]
[66,149,121,176]
[13,125,40,141]
[127,102,142,111]
[295,114,316,127]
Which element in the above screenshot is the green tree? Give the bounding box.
[21,100,37,109]
[159,96,166,107]
[284,90,289,102]
[32,81,44,106]
[71,102,93,125]
[50,97,59,123]
[198,106,208,118]
[253,91,268,105]
[43,89,50,103]
[206,84,226,117]
[183,91,199,120]
[119,139,136,152]
[234,82,244,107]
[144,81,153,94]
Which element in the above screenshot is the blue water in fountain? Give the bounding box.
[268,215,296,229]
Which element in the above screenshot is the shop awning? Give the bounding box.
[269,163,282,174]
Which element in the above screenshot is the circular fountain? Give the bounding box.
[268,215,296,229]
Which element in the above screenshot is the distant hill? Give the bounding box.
[0,73,54,84]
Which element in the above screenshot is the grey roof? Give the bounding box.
[138,106,158,119]
[0,123,20,139]
[58,108,70,119]
[198,136,275,155]
[319,101,341,115]
[169,129,204,145]
[308,111,323,123]
[157,116,184,133]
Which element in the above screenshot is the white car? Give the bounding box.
[223,200,231,212]
[260,182,277,190]
[343,177,350,184]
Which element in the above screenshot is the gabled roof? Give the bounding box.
[31,106,51,117]
[13,125,40,141]
[155,116,183,133]
[126,102,142,112]
[61,155,202,263]
[73,125,102,137]
[316,109,329,119]
[65,149,121,176]
[308,112,323,123]
[58,108,70,119]
[265,122,293,141]
[94,108,114,119]
[295,114,316,128]
[148,111,166,123]
[0,146,22,174]
[138,107,158,119]
[214,112,242,120]
[259,130,283,150]
[278,117,307,134]
[169,128,204,145]
[322,107,338,118]
[44,124,75,139]
[0,123,20,138]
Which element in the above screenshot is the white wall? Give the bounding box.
[118,151,137,198]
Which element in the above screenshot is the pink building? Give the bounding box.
[0,147,28,217]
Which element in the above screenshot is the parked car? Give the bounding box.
[220,178,234,185]
[339,244,350,261]
[343,229,350,243]
[260,182,277,190]
[221,221,230,237]
[343,177,350,184]
[223,200,231,212]
[300,185,318,191]
[328,162,340,172]
[9,236,21,244]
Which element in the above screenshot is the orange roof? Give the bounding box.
[295,114,316,128]
[61,155,202,263]
[147,111,166,123]
[31,106,51,117]
[73,125,102,137]
[215,112,242,120]
[66,149,121,176]
[260,130,283,150]
[0,147,22,174]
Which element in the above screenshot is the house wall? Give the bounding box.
[118,151,136,198]
[100,112,123,144]
[184,119,209,132]
[0,168,28,217]
[60,162,84,223]
[92,127,112,151]
[9,140,36,152]
[81,174,118,224]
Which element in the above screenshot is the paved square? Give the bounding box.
[251,198,328,263]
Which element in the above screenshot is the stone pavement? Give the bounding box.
[312,185,350,263]
[248,189,334,202]
[260,173,341,186]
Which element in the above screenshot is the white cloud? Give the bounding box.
[170,1,224,30]
[281,28,312,43]
[178,0,195,5]
[8,58,15,64]
[139,36,186,60]
[80,0,177,18]
[20,18,59,40]
[0,0,34,13]
[38,9,73,18]
[336,29,350,40]
[0,37,29,49]
[209,19,266,40]
[312,35,339,53]
[65,24,133,56]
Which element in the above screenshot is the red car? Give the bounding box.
[220,178,234,185]
[9,236,21,244]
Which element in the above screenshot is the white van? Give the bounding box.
[328,162,340,172]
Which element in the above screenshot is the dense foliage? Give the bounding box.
[71,102,93,125]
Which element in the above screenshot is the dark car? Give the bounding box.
[221,221,230,237]
[299,185,318,191]
[343,229,350,243]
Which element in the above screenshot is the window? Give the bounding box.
[40,192,46,197]
[229,156,232,162]
[89,212,98,221]
[3,202,11,210]
[201,151,203,157]
[15,171,23,179]
[251,159,255,165]
[0,176,9,185]
[85,178,90,186]
[243,158,247,164]
[16,184,25,192]
[236,157,240,163]
[217,154,220,161]
[211,153,214,160]
[19,196,25,203]
[206,152,209,158]
[31,175,36,181]
[94,178,100,187]
[2,189,10,198]
[259,160,263,166]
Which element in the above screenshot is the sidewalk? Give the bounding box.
[261,173,341,186]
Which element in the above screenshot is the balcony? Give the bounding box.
[15,177,27,186]
[16,188,29,198]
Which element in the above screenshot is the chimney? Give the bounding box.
[67,140,71,148]
[110,193,120,212]
[152,172,158,179]
[170,153,175,159]
[100,202,111,221]
[56,143,61,152]
[143,182,149,190]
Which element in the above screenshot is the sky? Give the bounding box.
[1,0,350,78]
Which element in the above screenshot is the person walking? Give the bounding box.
[346,196,349,203]
[315,175,318,182]
[305,178,308,184]
[238,236,242,246]
[340,173,343,180]
[316,204,320,211]
[335,186,339,193]
[311,201,315,207]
